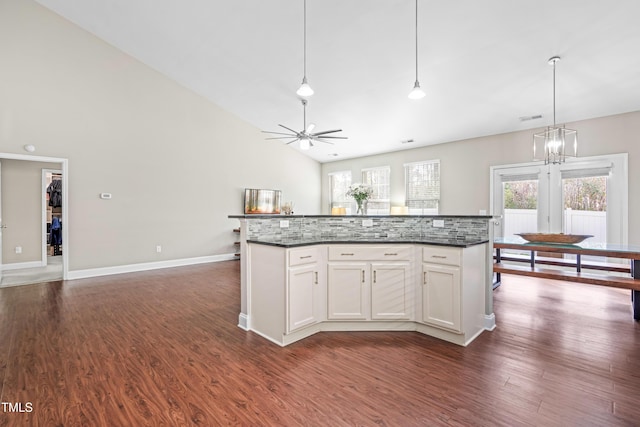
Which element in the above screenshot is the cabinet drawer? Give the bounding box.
[328,246,412,261]
[423,246,461,266]
[288,247,321,267]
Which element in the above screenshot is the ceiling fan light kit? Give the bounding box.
[533,56,578,164]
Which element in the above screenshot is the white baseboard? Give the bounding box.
[67,253,237,280]
[238,313,249,330]
[484,313,497,331]
[2,260,46,271]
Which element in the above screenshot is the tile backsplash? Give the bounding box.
[245,216,489,242]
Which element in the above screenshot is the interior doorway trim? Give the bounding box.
[0,152,69,280]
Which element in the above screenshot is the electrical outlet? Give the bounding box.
[362,219,374,227]
[280,220,289,228]
[15,246,22,254]
[433,219,445,228]
[156,245,162,253]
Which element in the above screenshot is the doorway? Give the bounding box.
[491,153,628,262]
[0,152,69,286]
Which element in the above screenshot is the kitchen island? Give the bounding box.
[230,215,496,346]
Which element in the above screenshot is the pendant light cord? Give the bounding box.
[415,0,419,81]
[303,0,307,78]
[552,59,556,126]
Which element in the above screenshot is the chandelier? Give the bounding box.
[533,56,577,164]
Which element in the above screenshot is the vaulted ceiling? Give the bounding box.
[35,0,640,162]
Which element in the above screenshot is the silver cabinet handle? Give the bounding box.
[373,270,377,283]
[341,253,354,256]
[300,255,312,259]
[423,271,427,284]
[361,270,365,283]
[384,253,398,256]
[431,255,447,259]
[315,271,318,284]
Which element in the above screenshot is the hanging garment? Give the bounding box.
[50,217,62,245]
[47,179,62,208]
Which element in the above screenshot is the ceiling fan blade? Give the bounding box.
[306,123,316,133]
[265,136,297,140]
[311,129,342,136]
[285,139,300,145]
[262,130,297,136]
[312,135,348,139]
[278,124,300,134]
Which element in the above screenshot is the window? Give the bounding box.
[404,160,440,214]
[329,171,352,213]
[362,167,390,214]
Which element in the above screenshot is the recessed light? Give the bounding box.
[23,144,36,152]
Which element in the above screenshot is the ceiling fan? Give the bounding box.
[263,99,347,150]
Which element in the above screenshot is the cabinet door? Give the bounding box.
[287,264,319,333]
[422,263,461,332]
[327,263,368,320]
[371,263,411,320]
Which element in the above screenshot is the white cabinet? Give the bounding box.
[287,247,323,333]
[421,245,485,338]
[288,263,320,332]
[328,246,413,321]
[422,262,461,332]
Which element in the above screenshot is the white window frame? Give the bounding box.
[328,170,353,214]
[404,160,440,215]
[362,166,391,215]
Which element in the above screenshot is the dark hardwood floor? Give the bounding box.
[1,261,639,426]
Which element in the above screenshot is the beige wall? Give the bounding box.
[1,160,60,264]
[0,0,321,271]
[322,111,640,244]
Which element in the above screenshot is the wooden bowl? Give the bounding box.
[516,233,593,244]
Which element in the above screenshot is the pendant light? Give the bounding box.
[296,0,314,97]
[408,0,426,100]
[533,56,577,164]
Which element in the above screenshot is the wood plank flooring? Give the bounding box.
[1,262,639,426]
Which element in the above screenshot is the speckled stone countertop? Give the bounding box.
[246,236,488,248]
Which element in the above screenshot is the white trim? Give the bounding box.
[238,313,249,330]
[403,159,440,167]
[361,165,391,172]
[67,253,237,280]
[484,313,497,331]
[2,261,46,271]
[327,169,352,176]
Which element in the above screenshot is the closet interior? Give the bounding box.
[46,172,62,256]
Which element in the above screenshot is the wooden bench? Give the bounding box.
[493,238,640,320]
[493,262,640,291]
[493,253,631,274]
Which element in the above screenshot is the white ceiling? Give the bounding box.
[35,0,640,163]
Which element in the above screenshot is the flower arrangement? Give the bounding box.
[346,183,373,214]
[346,183,373,202]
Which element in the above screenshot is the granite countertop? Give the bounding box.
[247,236,489,248]
[230,214,494,219]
